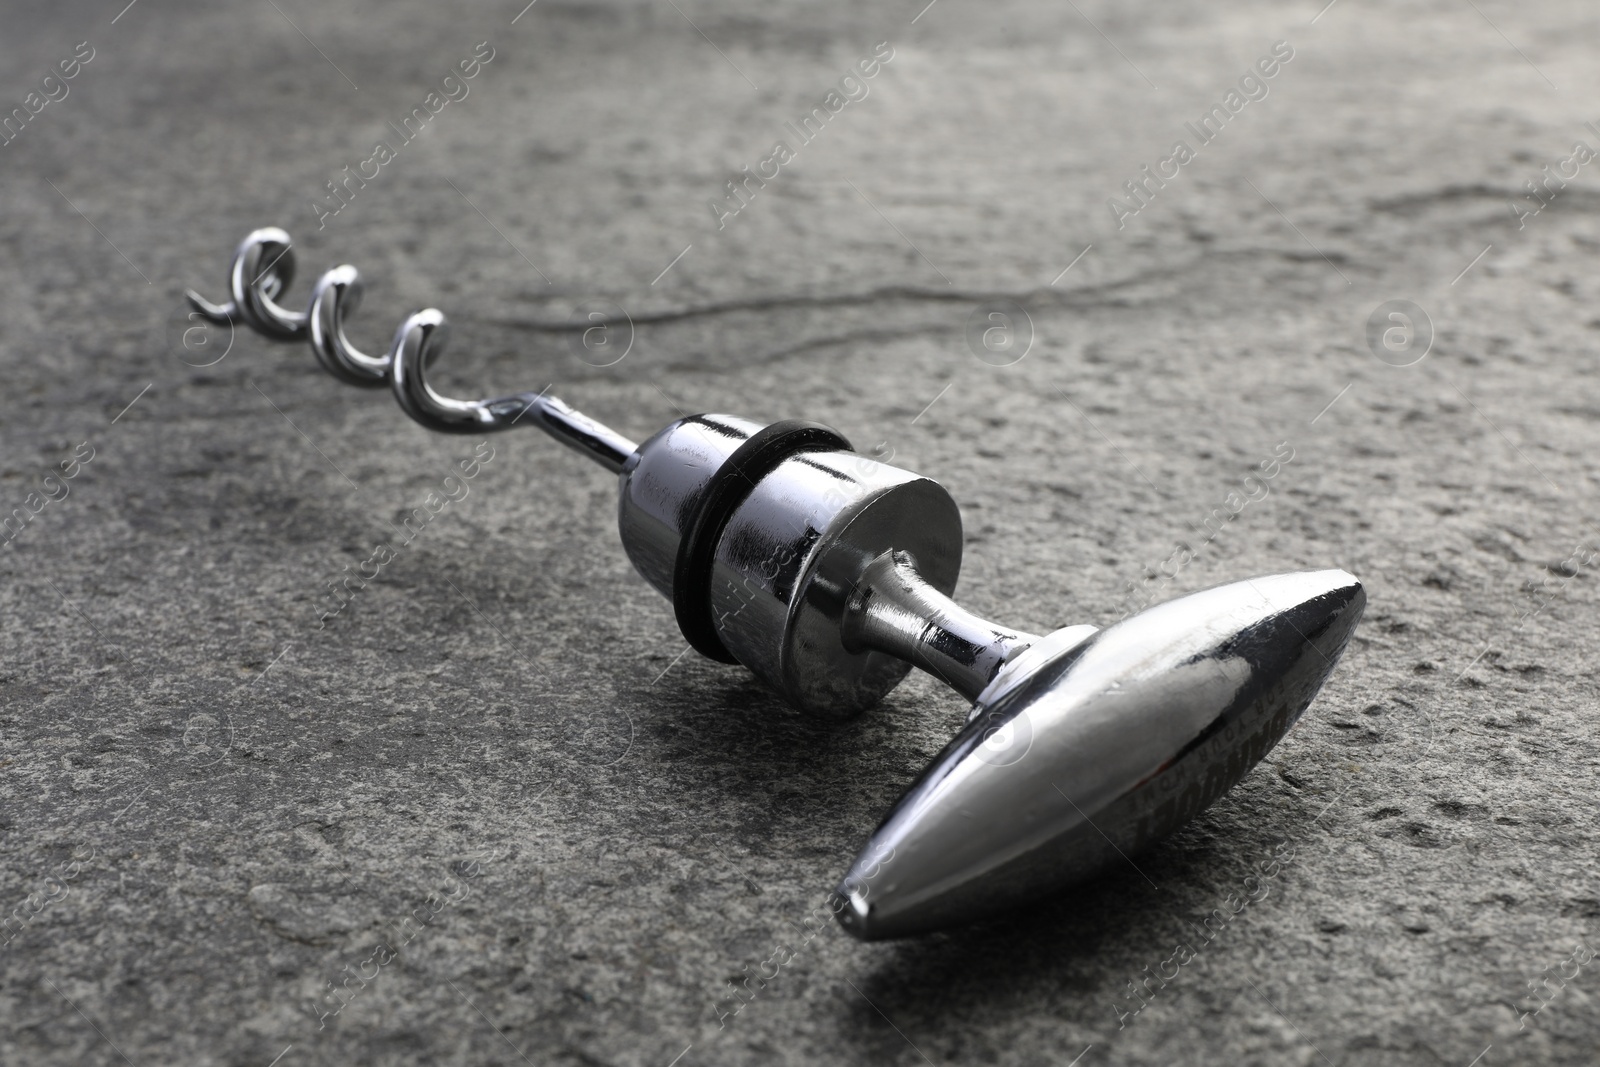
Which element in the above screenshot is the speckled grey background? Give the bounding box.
[3,0,1599,1064]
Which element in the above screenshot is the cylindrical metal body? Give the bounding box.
[616,415,965,718]
[616,414,764,601]
[708,451,962,717]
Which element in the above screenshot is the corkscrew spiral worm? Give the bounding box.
[186,228,637,472]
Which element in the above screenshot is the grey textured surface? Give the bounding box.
[3,0,1600,1064]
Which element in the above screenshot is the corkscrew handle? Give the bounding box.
[185,227,637,472]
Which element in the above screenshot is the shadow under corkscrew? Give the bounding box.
[186,227,638,468]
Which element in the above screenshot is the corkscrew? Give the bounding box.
[190,228,1366,940]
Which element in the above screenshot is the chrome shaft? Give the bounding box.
[843,550,1038,702]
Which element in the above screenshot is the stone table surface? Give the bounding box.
[3,0,1599,1064]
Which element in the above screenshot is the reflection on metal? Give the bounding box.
[834,571,1364,940]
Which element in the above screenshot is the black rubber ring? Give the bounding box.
[672,419,854,664]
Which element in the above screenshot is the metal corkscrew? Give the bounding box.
[190,228,1366,940]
